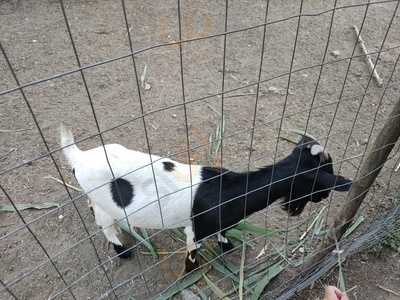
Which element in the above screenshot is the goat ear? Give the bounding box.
[319,171,352,191]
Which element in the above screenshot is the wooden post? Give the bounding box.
[305,97,400,268]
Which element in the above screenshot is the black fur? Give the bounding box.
[162,161,175,172]
[192,137,352,245]
[113,243,133,259]
[218,240,234,253]
[110,178,134,208]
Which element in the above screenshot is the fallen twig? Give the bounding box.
[377,284,400,297]
[344,285,358,295]
[0,128,32,133]
[300,206,326,241]
[352,25,383,87]
[140,64,147,88]
[224,93,256,99]
[205,102,221,116]
[0,222,16,228]
[0,148,16,161]
[44,175,82,192]
[0,202,60,212]
[395,161,400,172]
[141,250,186,255]
[140,64,151,90]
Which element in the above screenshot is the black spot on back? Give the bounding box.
[110,178,134,208]
[72,168,76,179]
[162,161,175,172]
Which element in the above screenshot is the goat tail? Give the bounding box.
[60,124,82,166]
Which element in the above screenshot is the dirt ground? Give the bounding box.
[1,0,400,299]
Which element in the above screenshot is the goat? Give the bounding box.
[60,125,352,272]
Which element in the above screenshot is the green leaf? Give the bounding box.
[118,221,158,258]
[140,228,150,241]
[0,202,60,212]
[207,116,225,164]
[200,250,238,283]
[155,268,205,300]
[225,228,244,240]
[244,269,268,287]
[196,288,209,300]
[235,220,276,236]
[239,241,246,300]
[207,133,214,163]
[203,274,229,299]
[247,260,277,279]
[338,268,346,293]
[205,246,239,274]
[250,261,284,300]
[225,228,256,249]
[312,211,326,237]
[335,241,346,293]
[343,215,364,239]
[171,228,186,242]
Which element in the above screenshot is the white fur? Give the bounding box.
[184,226,201,252]
[60,126,201,248]
[217,233,228,244]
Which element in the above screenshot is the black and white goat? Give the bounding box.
[60,126,352,272]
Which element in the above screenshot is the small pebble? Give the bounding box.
[32,39,37,43]
[331,50,340,58]
[58,214,64,220]
[23,160,33,166]
[268,86,280,94]
[361,138,368,145]
[172,114,177,118]
[144,83,151,90]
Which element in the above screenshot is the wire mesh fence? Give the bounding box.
[1,0,400,299]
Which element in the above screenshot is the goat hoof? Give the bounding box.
[113,244,133,259]
[184,255,200,273]
[185,259,199,273]
[218,241,234,253]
